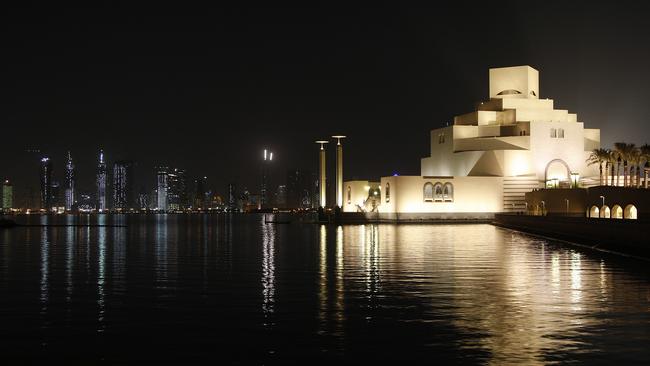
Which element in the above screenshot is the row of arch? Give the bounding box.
[423,182,453,202]
[588,204,637,219]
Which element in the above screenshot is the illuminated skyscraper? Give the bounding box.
[64,151,75,211]
[228,183,237,212]
[156,166,168,211]
[2,180,12,211]
[167,168,187,211]
[193,176,207,210]
[113,160,134,210]
[40,157,52,210]
[96,150,107,212]
[261,149,273,208]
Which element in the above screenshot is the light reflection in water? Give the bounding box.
[3,218,649,363]
[39,224,49,316]
[98,215,107,333]
[318,225,327,329]
[335,225,344,332]
[261,218,276,321]
[65,215,75,304]
[155,214,168,285]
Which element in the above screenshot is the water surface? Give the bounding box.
[0,214,648,364]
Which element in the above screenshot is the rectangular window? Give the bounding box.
[558,128,564,138]
[550,128,556,138]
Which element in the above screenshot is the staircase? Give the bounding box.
[503,175,541,212]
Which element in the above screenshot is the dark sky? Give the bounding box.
[2,1,650,204]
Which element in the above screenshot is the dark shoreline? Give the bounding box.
[493,213,650,261]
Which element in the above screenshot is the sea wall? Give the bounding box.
[493,213,649,259]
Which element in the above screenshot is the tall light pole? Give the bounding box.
[315,141,329,208]
[332,135,346,208]
[600,195,605,207]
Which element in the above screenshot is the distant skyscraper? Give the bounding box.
[138,187,149,210]
[65,151,75,211]
[40,157,52,210]
[167,168,187,211]
[50,181,61,209]
[228,183,237,212]
[193,176,207,210]
[157,166,168,211]
[2,180,13,211]
[287,168,312,209]
[275,185,287,208]
[96,150,107,212]
[113,160,134,210]
[261,149,273,208]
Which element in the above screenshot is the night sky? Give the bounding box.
[2,1,650,204]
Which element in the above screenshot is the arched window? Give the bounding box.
[550,128,557,138]
[612,205,623,219]
[443,183,453,202]
[385,183,390,203]
[589,205,599,218]
[558,128,565,138]
[423,182,434,202]
[434,183,444,201]
[624,204,638,219]
[600,205,610,219]
[347,186,351,204]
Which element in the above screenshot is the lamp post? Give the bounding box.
[315,141,329,208]
[599,195,605,207]
[541,200,545,216]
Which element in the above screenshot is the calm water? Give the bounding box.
[0,214,649,364]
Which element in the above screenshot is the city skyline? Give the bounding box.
[3,2,650,208]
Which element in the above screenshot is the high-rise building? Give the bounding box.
[193,176,207,210]
[113,160,134,210]
[2,180,13,211]
[65,151,75,211]
[138,187,149,210]
[228,183,237,212]
[50,181,61,210]
[286,168,313,209]
[156,166,168,211]
[40,157,52,210]
[167,168,187,211]
[96,150,107,212]
[275,185,287,208]
[260,149,273,208]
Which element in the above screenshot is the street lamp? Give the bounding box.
[565,199,569,214]
[541,200,546,216]
[599,195,605,207]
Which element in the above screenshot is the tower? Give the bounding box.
[40,157,52,211]
[65,151,75,211]
[315,141,329,208]
[2,180,13,211]
[157,166,168,211]
[332,135,346,208]
[96,150,107,212]
[261,149,273,208]
[113,160,134,210]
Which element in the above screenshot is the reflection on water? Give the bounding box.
[0,215,648,363]
[261,217,275,320]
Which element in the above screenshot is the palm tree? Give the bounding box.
[586,148,610,186]
[641,144,650,189]
[629,147,642,188]
[608,150,616,186]
[614,142,635,187]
